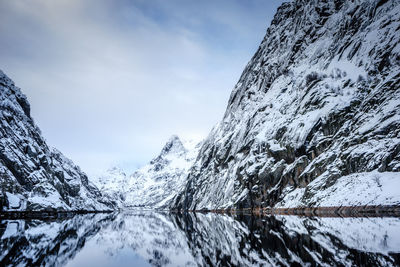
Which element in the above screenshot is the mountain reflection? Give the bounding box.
[1,211,399,266]
[0,213,115,266]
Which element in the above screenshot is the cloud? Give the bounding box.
[0,0,285,176]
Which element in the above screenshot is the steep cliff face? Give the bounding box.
[173,0,400,210]
[123,136,200,209]
[0,70,115,211]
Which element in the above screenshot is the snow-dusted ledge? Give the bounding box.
[276,170,400,208]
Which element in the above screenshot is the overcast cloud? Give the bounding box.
[0,0,285,176]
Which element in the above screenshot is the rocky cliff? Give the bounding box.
[173,0,400,210]
[0,70,115,211]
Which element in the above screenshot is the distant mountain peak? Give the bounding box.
[160,135,186,155]
[123,136,202,209]
[91,134,202,209]
[106,166,126,176]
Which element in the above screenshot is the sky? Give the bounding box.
[0,0,286,176]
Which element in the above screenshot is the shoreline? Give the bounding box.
[173,205,400,218]
[259,205,400,217]
[2,205,400,220]
[0,210,114,220]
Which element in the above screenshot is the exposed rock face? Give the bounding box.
[0,70,115,211]
[173,0,400,210]
[124,135,200,209]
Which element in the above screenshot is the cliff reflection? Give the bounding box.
[1,211,399,266]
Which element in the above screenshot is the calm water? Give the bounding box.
[1,211,400,266]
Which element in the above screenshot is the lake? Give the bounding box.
[1,211,399,266]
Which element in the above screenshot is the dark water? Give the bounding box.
[1,211,399,266]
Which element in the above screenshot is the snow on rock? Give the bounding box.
[91,167,128,207]
[0,70,115,211]
[93,136,201,209]
[172,0,400,210]
[124,135,201,209]
[277,170,400,207]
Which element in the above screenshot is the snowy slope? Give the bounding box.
[0,70,115,211]
[173,0,400,210]
[124,136,200,209]
[277,170,400,207]
[91,167,128,207]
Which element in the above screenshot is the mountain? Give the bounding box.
[123,135,200,209]
[0,70,115,211]
[172,0,400,211]
[91,167,128,207]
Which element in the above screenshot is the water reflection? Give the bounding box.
[0,213,114,266]
[1,211,399,266]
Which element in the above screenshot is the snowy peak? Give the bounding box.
[154,135,186,160]
[96,167,127,186]
[124,135,201,209]
[143,135,198,175]
[106,166,126,177]
[149,135,192,173]
[91,135,201,209]
[0,70,30,118]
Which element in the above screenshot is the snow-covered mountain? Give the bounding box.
[93,136,200,209]
[172,0,400,210]
[0,70,115,211]
[124,135,200,209]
